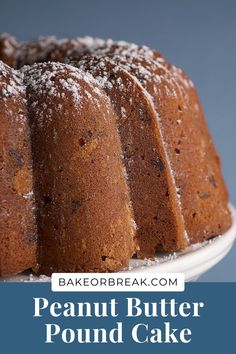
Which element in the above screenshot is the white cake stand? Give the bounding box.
[1,205,236,283]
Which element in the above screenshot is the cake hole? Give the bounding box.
[141,155,145,160]
[79,138,86,147]
[53,225,59,230]
[165,190,169,197]
[153,216,158,221]
[108,73,116,81]
[192,212,196,218]
[175,148,180,154]
[43,196,52,205]
[101,255,107,261]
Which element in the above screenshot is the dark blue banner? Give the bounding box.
[0,283,234,353]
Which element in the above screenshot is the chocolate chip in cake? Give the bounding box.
[175,148,181,154]
[71,200,82,214]
[139,107,152,124]
[178,104,182,112]
[83,130,93,139]
[199,193,210,200]
[151,157,165,172]
[208,175,217,188]
[28,233,38,243]
[9,148,24,167]
[79,138,86,147]
[79,131,93,147]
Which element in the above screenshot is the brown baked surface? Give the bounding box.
[24,62,136,274]
[75,56,187,257]
[0,34,232,275]
[86,43,231,248]
[0,62,37,275]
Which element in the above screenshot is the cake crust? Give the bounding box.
[23,62,136,274]
[75,56,188,257]
[89,42,231,246]
[0,34,232,275]
[0,61,37,275]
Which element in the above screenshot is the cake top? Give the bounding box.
[21,61,111,127]
[15,36,106,68]
[0,34,196,115]
[0,33,19,56]
[0,60,24,99]
[0,33,195,93]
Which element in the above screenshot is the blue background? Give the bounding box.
[0,0,235,281]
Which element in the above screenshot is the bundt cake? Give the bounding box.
[0,33,232,276]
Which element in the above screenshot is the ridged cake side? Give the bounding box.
[0,34,232,275]
[0,61,37,275]
[90,42,231,246]
[23,62,136,274]
[75,55,188,257]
